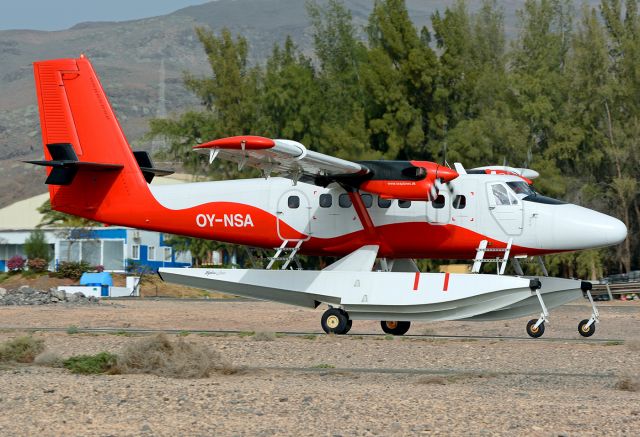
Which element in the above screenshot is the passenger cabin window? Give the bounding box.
[339,193,352,208]
[378,197,392,208]
[433,195,445,209]
[453,195,466,209]
[398,200,411,208]
[319,193,332,208]
[361,194,373,208]
[288,195,300,209]
[491,184,511,206]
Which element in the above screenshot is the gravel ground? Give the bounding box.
[0,299,638,436]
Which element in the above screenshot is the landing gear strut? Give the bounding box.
[321,307,351,335]
[578,282,598,337]
[526,280,548,338]
[380,320,411,336]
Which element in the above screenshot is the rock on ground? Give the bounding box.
[0,285,98,306]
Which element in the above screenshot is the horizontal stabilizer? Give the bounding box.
[133,151,174,183]
[25,143,123,185]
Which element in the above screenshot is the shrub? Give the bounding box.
[115,334,235,378]
[24,230,52,262]
[7,255,26,272]
[66,325,79,335]
[63,352,118,374]
[57,261,92,279]
[34,351,64,367]
[27,258,49,273]
[0,336,45,363]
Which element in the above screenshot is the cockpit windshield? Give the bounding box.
[506,181,567,205]
[506,181,536,199]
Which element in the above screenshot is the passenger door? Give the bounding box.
[486,182,523,235]
[277,190,311,241]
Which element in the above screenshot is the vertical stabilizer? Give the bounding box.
[33,56,149,220]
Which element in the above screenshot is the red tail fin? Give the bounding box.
[33,56,149,221]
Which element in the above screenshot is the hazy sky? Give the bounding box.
[0,0,211,31]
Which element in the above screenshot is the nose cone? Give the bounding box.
[436,166,459,183]
[607,216,628,245]
[549,205,627,250]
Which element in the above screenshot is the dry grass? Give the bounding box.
[34,351,64,367]
[115,334,236,378]
[0,336,45,363]
[253,331,276,342]
[615,374,640,392]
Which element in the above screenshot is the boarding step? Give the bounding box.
[471,239,549,277]
[472,238,512,275]
[266,240,303,270]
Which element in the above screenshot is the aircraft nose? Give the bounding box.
[607,216,628,245]
[550,205,627,250]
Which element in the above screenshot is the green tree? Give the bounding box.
[150,27,261,179]
[362,0,438,159]
[257,37,320,145]
[430,1,529,168]
[24,229,52,262]
[598,0,640,273]
[306,0,375,160]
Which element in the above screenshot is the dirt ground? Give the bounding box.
[0,299,639,436]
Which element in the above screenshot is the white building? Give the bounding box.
[0,177,193,272]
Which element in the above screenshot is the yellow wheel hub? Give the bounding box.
[386,321,398,329]
[327,315,340,329]
[582,324,590,332]
[530,325,539,333]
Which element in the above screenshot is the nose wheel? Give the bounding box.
[321,307,351,335]
[578,319,596,337]
[526,319,545,338]
[380,320,411,336]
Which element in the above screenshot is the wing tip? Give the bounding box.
[194,135,275,150]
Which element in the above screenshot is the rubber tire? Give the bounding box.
[343,319,353,335]
[526,319,545,338]
[321,308,349,335]
[380,320,411,336]
[578,319,596,337]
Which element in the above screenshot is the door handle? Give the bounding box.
[489,206,495,210]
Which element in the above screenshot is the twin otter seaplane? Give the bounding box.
[29,56,627,337]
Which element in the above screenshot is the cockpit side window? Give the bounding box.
[491,184,511,206]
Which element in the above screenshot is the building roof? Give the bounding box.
[0,174,189,231]
[0,192,50,230]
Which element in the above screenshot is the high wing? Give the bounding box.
[194,135,369,181]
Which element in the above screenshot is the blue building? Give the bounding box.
[0,227,191,272]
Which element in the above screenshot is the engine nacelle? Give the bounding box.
[357,161,458,201]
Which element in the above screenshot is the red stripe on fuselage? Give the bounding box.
[443,272,450,291]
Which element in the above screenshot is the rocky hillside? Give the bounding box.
[0,0,597,208]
